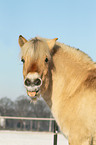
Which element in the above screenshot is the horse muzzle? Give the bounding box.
[24,72,42,99]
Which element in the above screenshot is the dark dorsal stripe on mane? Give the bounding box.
[31,37,42,49]
[31,37,42,43]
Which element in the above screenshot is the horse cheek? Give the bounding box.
[23,65,26,79]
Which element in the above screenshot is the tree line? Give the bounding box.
[0,96,54,132]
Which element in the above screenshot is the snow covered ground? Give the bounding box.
[0,130,68,145]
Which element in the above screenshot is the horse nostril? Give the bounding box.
[25,78,31,86]
[34,78,41,86]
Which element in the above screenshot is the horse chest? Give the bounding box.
[51,103,70,138]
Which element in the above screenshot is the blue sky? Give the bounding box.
[0,0,96,99]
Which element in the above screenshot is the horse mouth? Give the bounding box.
[27,89,40,101]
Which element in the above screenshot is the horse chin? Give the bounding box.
[27,89,40,103]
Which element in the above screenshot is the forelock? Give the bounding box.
[21,37,51,60]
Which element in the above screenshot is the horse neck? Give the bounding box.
[52,43,95,100]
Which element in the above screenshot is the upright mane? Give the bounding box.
[20,36,95,71]
[56,41,95,70]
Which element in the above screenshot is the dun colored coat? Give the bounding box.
[19,35,96,145]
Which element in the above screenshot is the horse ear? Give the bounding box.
[47,38,58,50]
[18,35,27,47]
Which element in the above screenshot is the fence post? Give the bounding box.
[53,121,58,145]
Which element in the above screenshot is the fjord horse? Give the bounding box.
[19,35,96,145]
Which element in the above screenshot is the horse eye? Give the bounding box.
[21,59,25,63]
[45,58,49,63]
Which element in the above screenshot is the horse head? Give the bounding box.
[18,35,58,102]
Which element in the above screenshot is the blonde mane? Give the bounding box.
[57,41,95,69]
[21,36,95,66]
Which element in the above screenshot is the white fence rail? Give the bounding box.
[0,116,55,121]
[0,116,55,132]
